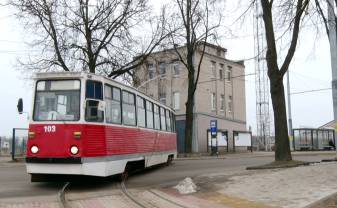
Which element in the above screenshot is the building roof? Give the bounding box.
[140,42,246,67]
[318,120,335,129]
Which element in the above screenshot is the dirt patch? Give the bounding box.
[246,160,310,170]
[306,192,337,208]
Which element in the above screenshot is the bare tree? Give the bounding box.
[169,0,221,153]
[8,0,170,78]
[259,0,309,161]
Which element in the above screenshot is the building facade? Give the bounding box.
[134,43,247,153]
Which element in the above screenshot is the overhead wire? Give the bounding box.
[291,88,331,95]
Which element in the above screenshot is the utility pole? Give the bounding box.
[328,0,337,157]
[287,71,293,150]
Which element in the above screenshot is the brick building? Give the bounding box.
[134,43,247,153]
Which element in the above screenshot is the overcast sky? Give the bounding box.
[0,1,333,137]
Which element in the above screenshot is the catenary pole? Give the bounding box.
[287,71,293,150]
[328,0,337,156]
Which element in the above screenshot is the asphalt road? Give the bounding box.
[0,153,334,202]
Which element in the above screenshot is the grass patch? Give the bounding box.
[246,160,310,170]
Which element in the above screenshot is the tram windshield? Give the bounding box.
[33,80,80,121]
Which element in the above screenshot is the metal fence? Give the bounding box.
[11,128,28,160]
[293,128,335,151]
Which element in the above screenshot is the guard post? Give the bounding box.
[210,120,218,156]
[11,128,15,161]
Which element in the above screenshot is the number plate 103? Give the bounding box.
[44,125,56,133]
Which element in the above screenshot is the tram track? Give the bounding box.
[58,182,70,208]
[120,178,191,208]
[57,176,191,208]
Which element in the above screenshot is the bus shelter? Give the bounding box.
[293,128,335,151]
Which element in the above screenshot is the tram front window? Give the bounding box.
[33,80,80,121]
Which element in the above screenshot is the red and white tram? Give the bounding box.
[24,72,177,180]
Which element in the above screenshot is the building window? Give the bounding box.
[227,66,232,82]
[211,61,216,78]
[220,94,225,111]
[122,91,136,126]
[219,64,224,80]
[148,64,155,79]
[137,96,146,127]
[173,92,180,110]
[217,48,221,57]
[211,93,216,111]
[173,62,180,77]
[159,92,166,105]
[159,62,166,78]
[228,95,232,112]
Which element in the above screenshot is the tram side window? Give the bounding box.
[171,113,176,132]
[122,91,136,126]
[86,80,103,100]
[85,81,104,122]
[137,96,146,127]
[105,85,121,124]
[146,100,154,129]
[160,107,166,131]
[154,104,160,130]
[85,100,104,122]
[166,109,171,131]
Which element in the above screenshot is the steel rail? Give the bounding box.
[120,179,149,208]
[58,182,71,208]
[148,190,190,208]
[120,178,191,208]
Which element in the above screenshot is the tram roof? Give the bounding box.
[33,72,175,112]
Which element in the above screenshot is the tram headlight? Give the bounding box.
[30,145,39,154]
[70,146,79,155]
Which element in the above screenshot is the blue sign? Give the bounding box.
[210,120,217,136]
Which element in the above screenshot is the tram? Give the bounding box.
[21,72,177,180]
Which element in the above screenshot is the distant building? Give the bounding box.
[134,43,247,153]
[319,120,334,130]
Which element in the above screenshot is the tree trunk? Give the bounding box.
[184,71,195,153]
[270,76,292,161]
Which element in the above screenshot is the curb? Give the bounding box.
[176,156,226,161]
[321,158,337,162]
[176,151,336,161]
[246,161,312,170]
[304,191,337,208]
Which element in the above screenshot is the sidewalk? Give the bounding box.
[177,150,337,160]
[0,156,11,163]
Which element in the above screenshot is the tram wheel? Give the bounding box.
[121,164,131,181]
[31,174,49,182]
[166,155,173,166]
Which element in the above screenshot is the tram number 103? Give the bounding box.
[44,125,56,133]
